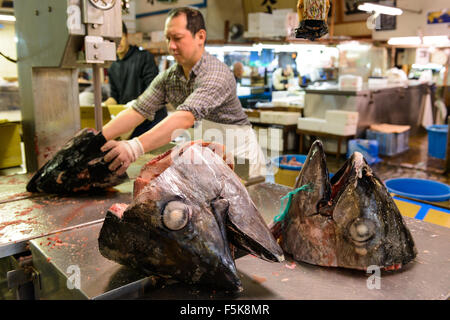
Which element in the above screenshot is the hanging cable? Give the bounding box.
[0,51,17,63]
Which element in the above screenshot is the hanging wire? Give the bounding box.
[0,51,17,63]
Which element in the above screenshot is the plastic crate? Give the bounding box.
[347,139,381,165]
[271,155,307,187]
[426,125,447,159]
[366,129,409,156]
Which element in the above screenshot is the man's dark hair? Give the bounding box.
[122,21,128,35]
[167,7,206,36]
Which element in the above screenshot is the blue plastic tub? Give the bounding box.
[427,125,448,159]
[384,178,450,202]
[271,155,307,171]
[271,155,334,187]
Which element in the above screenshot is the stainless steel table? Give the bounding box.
[1,167,449,299]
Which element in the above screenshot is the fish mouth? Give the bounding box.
[328,152,366,205]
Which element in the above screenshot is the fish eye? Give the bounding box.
[162,201,190,231]
[349,219,375,242]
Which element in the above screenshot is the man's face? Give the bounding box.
[165,14,205,66]
[117,33,129,56]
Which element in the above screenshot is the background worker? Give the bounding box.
[101,7,266,178]
[232,61,244,84]
[104,22,167,138]
[272,65,295,91]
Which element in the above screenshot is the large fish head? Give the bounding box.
[99,142,283,292]
[330,151,417,270]
[274,140,416,271]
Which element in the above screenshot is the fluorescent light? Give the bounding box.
[388,36,450,46]
[388,37,421,46]
[412,63,443,70]
[337,41,371,51]
[0,14,16,22]
[422,36,450,46]
[357,3,403,16]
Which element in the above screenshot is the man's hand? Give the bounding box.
[101,137,144,176]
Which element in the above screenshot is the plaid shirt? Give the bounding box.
[132,51,250,126]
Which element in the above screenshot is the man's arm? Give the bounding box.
[102,107,146,140]
[138,110,194,152]
[102,110,195,175]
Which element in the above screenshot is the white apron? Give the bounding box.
[197,119,267,178]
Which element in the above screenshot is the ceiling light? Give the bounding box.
[422,36,450,46]
[357,3,403,16]
[388,36,450,46]
[388,37,421,46]
[0,14,15,22]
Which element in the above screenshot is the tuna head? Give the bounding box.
[272,140,417,271]
[98,141,284,292]
[26,128,128,194]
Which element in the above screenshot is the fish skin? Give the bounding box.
[271,140,417,271]
[98,141,284,292]
[26,128,128,194]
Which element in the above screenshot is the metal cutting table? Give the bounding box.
[0,156,449,300]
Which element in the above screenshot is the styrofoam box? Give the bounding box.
[322,124,357,136]
[272,96,304,107]
[338,75,363,90]
[248,12,273,34]
[271,9,294,37]
[297,117,327,132]
[325,110,359,125]
[260,111,301,125]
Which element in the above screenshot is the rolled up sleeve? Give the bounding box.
[177,69,235,121]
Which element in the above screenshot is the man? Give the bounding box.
[232,61,244,84]
[272,65,295,91]
[104,22,167,138]
[101,7,266,178]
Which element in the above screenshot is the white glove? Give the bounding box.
[101,137,144,175]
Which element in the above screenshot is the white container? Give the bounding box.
[271,9,294,37]
[297,117,327,132]
[338,75,363,90]
[260,111,301,125]
[322,123,357,136]
[248,12,273,36]
[325,110,359,126]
